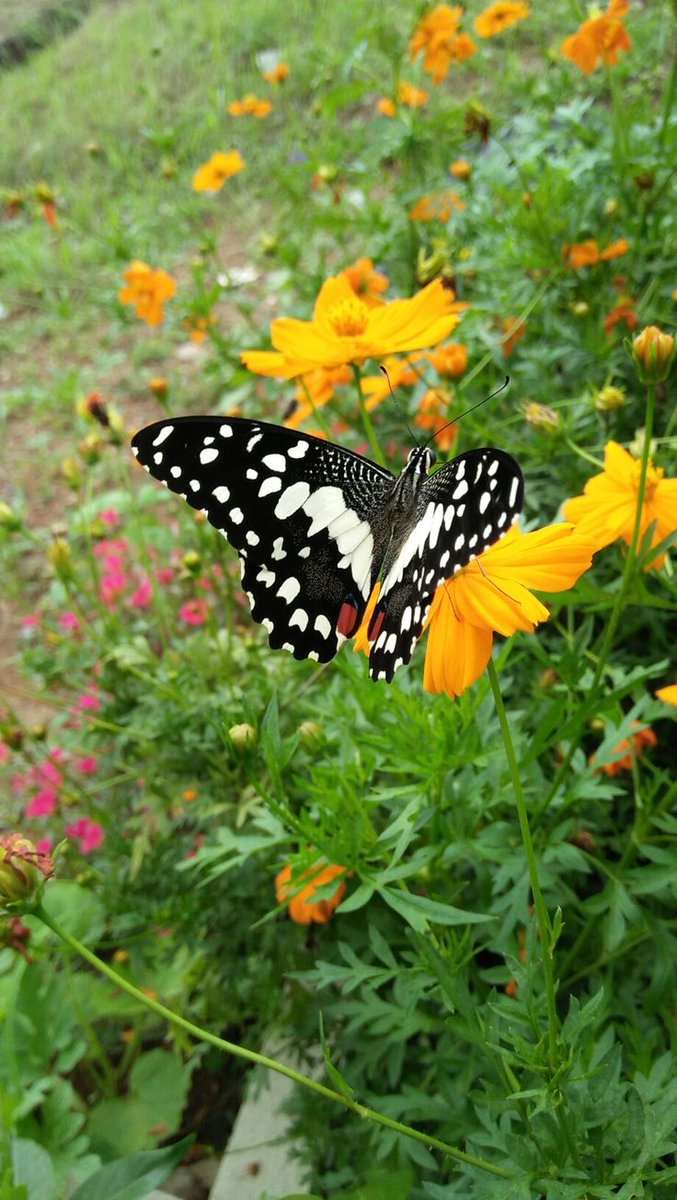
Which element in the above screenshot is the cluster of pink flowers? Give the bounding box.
[6,739,105,855]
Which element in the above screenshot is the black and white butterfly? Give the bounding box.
[131,416,524,681]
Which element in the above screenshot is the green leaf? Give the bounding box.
[87,1049,193,1158]
[318,1012,353,1099]
[10,1139,56,1200]
[0,1168,28,1200]
[376,885,493,932]
[68,1135,194,1200]
[39,882,105,945]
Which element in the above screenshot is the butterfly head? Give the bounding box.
[406,445,436,474]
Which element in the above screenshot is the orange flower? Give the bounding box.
[361,355,421,412]
[500,316,526,356]
[343,257,389,307]
[631,325,676,383]
[409,189,466,222]
[182,314,215,343]
[474,1,530,38]
[275,857,347,924]
[448,32,477,62]
[228,94,272,118]
[119,260,177,326]
[355,524,595,698]
[563,237,629,268]
[563,441,677,570]
[604,298,637,336]
[285,364,353,428]
[261,62,289,83]
[409,4,469,82]
[376,97,397,117]
[192,150,245,192]
[429,341,468,377]
[591,723,657,775]
[242,274,466,378]
[656,683,677,705]
[449,158,473,180]
[561,0,631,74]
[398,80,429,108]
[414,389,458,452]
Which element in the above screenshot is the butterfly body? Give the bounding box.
[131,416,523,681]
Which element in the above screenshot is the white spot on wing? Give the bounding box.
[246,531,260,546]
[247,433,263,451]
[170,465,182,479]
[230,507,244,524]
[509,476,520,508]
[272,537,286,560]
[153,452,163,465]
[189,479,200,492]
[246,468,258,480]
[219,425,234,438]
[200,447,219,465]
[479,491,491,514]
[452,479,468,500]
[259,476,282,497]
[288,441,309,459]
[152,425,173,447]
[262,453,287,473]
[275,480,311,519]
[212,485,230,503]
[277,576,300,604]
[290,608,309,631]
[314,614,331,639]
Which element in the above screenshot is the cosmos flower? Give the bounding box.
[119,261,177,326]
[409,189,466,222]
[261,62,289,83]
[409,4,472,82]
[343,257,389,307]
[284,364,353,428]
[656,684,677,705]
[192,150,245,192]
[474,1,530,37]
[228,94,272,118]
[275,857,348,924]
[66,817,105,854]
[561,0,631,74]
[356,524,595,699]
[563,441,677,569]
[413,388,458,452]
[242,274,465,378]
[398,81,429,108]
[428,341,468,377]
[591,723,657,775]
[563,237,629,268]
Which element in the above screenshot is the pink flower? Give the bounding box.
[30,759,63,788]
[179,598,210,626]
[196,576,213,591]
[130,578,153,608]
[49,746,66,763]
[59,611,81,632]
[20,614,40,628]
[99,507,120,527]
[66,817,105,854]
[35,837,53,856]
[75,755,98,774]
[77,691,101,711]
[155,567,174,584]
[0,742,9,763]
[11,773,27,793]
[93,537,128,560]
[100,567,128,605]
[26,787,59,817]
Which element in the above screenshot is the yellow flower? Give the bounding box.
[261,62,289,83]
[355,524,595,698]
[409,189,466,222]
[563,441,677,570]
[561,0,631,74]
[192,150,245,192]
[119,260,177,326]
[285,364,353,428]
[398,80,429,108]
[474,1,530,38]
[449,158,473,180]
[656,684,677,706]
[409,4,464,82]
[242,274,465,378]
[361,355,421,412]
[376,97,397,117]
[228,94,272,118]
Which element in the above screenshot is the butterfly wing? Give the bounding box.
[132,416,395,662]
[367,448,524,681]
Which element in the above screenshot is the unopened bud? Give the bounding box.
[298,720,322,744]
[522,401,560,434]
[48,537,73,576]
[182,550,202,574]
[0,502,22,532]
[593,384,626,412]
[570,301,590,317]
[0,835,53,912]
[631,325,675,384]
[228,723,257,750]
[62,457,84,489]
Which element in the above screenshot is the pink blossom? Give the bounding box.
[30,759,63,788]
[100,566,128,605]
[196,576,213,591]
[49,746,66,763]
[66,817,105,853]
[76,691,100,712]
[179,598,210,626]
[35,837,53,856]
[99,507,120,527]
[11,772,27,793]
[75,755,98,774]
[93,537,128,560]
[0,741,9,763]
[155,567,174,584]
[26,787,59,817]
[20,613,40,628]
[59,611,81,632]
[130,578,153,608]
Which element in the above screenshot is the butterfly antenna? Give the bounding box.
[423,375,511,451]
[380,364,419,446]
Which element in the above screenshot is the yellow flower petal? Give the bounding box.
[656,683,677,706]
[423,599,493,697]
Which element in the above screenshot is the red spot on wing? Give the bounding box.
[368,607,386,643]
[337,599,360,637]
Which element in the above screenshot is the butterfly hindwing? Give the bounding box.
[132,416,395,661]
[367,448,524,681]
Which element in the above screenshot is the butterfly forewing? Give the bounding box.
[367,448,524,681]
[131,416,395,662]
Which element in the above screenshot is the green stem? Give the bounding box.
[352,364,386,466]
[487,660,559,1070]
[35,906,513,1181]
[540,387,657,812]
[657,27,677,154]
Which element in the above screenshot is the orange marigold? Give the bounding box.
[561,0,631,74]
[591,723,657,775]
[228,94,272,118]
[119,260,177,326]
[361,355,421,412]
[275,857,347,924]
[261,62,289,83]
[563,237,629,268]
[475,1,530,38]
[563,440,677,570]
[429,341,468,377]
[604,298,637,337]
[192,150,245,192]
[414,389,458,452]
[376,97,397,117]
[449,158,473,180]
[343,257,389,306]
[398,80,429,108]
[409,4,470,82]
[410,189,466,222]
[285,364,353,428]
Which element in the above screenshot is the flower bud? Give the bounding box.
[603,198,619,217]
[182,550,202,574]
[149,376,169,398]
[521,401,561,435]
[34,181,55,203]
[593,384,626,412]
[0,501,22,532]
[570,301,590,317]
[298,720,322,744]
[228,722,257,750]
[0,835,53,911]
[631,325,676,384]
[449,158,472,181]
[633,171,654,191]
[48,537,73,577]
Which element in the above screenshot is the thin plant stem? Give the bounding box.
[35,905,514,1181]
[486,660,559,1070]
[352,364,386,466]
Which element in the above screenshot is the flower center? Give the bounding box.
[327,297,370,338]
[631,458,664,498]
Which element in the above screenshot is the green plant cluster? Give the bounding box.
[1,2,676,1199]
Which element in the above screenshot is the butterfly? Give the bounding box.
[131,416,524,681]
